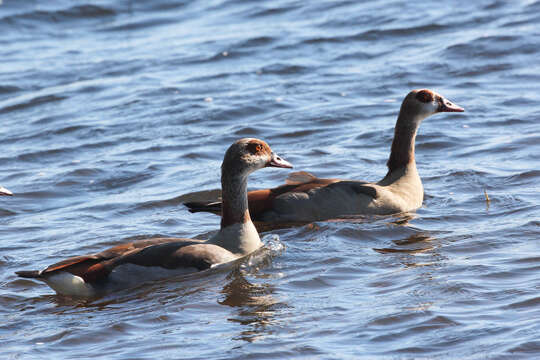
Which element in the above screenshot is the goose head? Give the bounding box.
[401,89,464,124]
[222,138,292,179]
[0,186,12,196]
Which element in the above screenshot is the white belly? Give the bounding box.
[44,264,201,297]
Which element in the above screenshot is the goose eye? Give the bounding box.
[246,142,264,154]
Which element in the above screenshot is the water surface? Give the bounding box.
[1,0,539,358]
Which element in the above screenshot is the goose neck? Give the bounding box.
[210,171,261,256]
[220,172,250,229]
[385,111,421,175]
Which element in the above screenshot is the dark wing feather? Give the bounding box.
[184,201,222,214]
[324,181,378,199]
[16,237,201,283]
[110,242,234,271]
[184,172,340,220]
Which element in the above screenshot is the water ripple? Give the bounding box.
[1,0,539,359]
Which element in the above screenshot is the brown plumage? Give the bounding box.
[185,89,464,223]
[16,138,292,296]
[185,171,339,220]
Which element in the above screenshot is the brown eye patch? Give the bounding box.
[416,89,434,103]
[246,141,265,155]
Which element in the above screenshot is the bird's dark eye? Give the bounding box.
[246,142,264,154]
[416,90,434,103]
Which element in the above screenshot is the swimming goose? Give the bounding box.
[16,138,292,297]
[185,89,464,222]
[0,186,12,196]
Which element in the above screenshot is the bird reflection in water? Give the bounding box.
[372,230,453,311]
[219,268,287,343]
[373,231,437,257]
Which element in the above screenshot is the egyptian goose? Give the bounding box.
[0,186,12,196]
[185,89,464,222]
[16,138,292,296]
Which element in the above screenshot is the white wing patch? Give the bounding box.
[44,272,96,297]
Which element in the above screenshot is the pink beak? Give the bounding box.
[268,152,293,169]
[439,97,464,112]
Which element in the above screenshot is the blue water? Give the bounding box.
[1,0,539,358]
